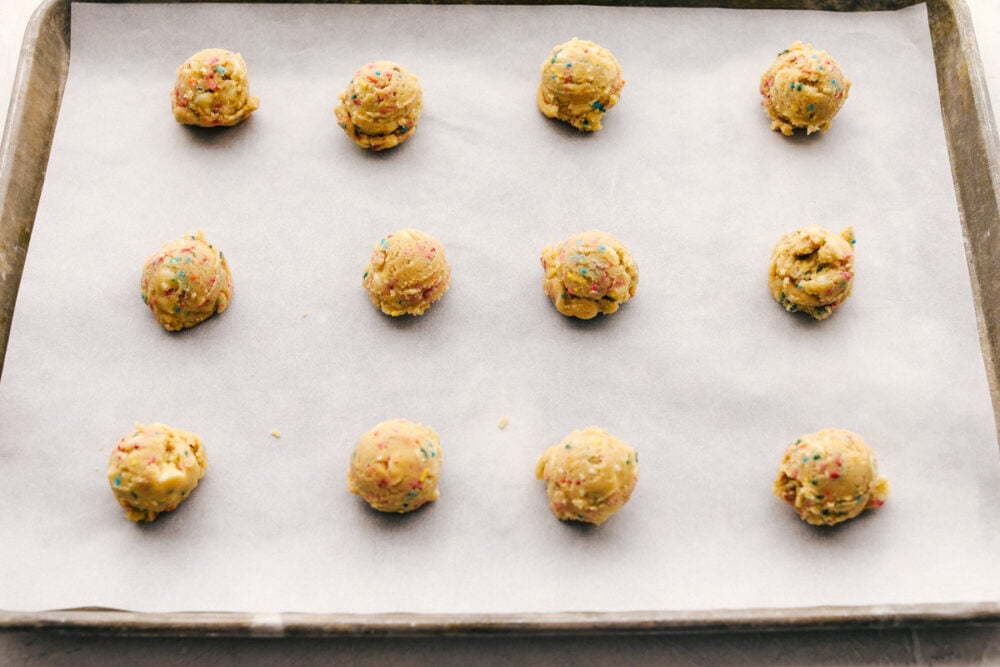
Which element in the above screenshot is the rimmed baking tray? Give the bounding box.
[1,0,998,637]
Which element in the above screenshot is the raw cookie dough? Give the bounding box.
[171,48,259,127]
[537,37,625,132]
[535,427,639,526]
[141,231,233,331]
[759,40,851,136]
[541,230,638,319]
[107,423,208,522]
[334,61,423,151]
[363,229,451,316]
[347,419,442,513]
[773,428,889,526]
[768,225,854,320]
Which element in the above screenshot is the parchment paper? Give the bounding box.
[1,2,998,615]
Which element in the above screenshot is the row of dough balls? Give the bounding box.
[169,39,850,143]
[139,225,855,331]
[107,420,888,527]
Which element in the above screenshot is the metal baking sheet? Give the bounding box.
[1,0,999,636]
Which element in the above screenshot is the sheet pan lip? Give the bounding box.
[2,0,998,635]
[1,601,999,636]
[0,0,69,381]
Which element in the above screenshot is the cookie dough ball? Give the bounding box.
[537,38,625,132]
[773,428,889,526]
[768,225,854,320]
[541,230,638,319]
[347,419,442,513]
[363,229,451,316]
[141,231,233,331]
[760,41,851,136]
[334,61,422,151]
[171,48,259,127]
[535,427,639,526]
[107,423,208,522]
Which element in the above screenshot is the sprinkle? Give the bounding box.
[498,417,508,430]
[270,430,281,439]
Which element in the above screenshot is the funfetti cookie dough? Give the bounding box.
[760,41,851,136]
[536,426,639,526]
[107,423,208,522]
[171,48,259,127]
[347,419,442,513]
[768,225,854,320]
[141,231,233,331]
[334,61,423,151]
[541,230,638,320]
[363,229,451,316]
[537,38,624,132]
[773,428,889,526]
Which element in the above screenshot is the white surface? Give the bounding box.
[1,0,1000,663]
[2,2,999,618]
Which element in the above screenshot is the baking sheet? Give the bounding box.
[1,1,998,616]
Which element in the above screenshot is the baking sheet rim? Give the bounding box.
[2,601,1000,636]
[2,0,999,634]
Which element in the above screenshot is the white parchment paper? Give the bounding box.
[1,2,998,615]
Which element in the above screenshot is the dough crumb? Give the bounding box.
[759,41,851,136]
[768,225,854,319]
[334,60,422,151]
[347,419,442,513]
[773,428,889,526]
[270,430,281,439]
[171,48,259,127]
[140,231,233,331]
[537,37,624,132]
[535,426,639,525]
[107,423,207,522]
[541,230,638,319]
